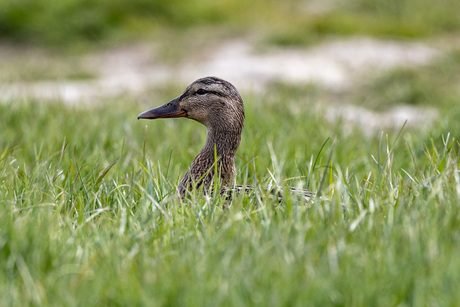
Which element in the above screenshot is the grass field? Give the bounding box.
[1,65,460,305]
[1,0,460,305]
[1,0,460,48]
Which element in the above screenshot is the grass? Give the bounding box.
[1,74,460,305]
[265,0,460,46]
[1,0,460,48]
[355,50,460,110]
[1,4,460,301]
[0,53,95,83]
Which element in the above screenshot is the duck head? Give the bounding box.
[138,76,244,133]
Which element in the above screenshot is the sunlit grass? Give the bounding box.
[1,1,460,302]
[1,74,460,304]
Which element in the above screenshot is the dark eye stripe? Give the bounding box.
[194,89,225,97]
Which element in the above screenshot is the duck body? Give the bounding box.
[138,77,244,197]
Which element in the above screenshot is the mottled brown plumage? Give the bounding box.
[138,77,244,197]
[138,76,313,202]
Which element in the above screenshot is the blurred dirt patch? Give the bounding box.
[0,37,444,133]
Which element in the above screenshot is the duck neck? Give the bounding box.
[200,128,241,158]
[179,128,241,194]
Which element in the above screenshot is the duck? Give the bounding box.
[138,76,312,201]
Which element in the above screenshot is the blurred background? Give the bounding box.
[0,0,459,133]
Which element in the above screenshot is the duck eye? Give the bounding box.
[196,89,207,95]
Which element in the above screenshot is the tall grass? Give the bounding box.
[1,79,460,305]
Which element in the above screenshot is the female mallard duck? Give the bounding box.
[138,76,244,197]
[138,76,312,201]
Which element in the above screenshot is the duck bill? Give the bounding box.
[137,98,186,120]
